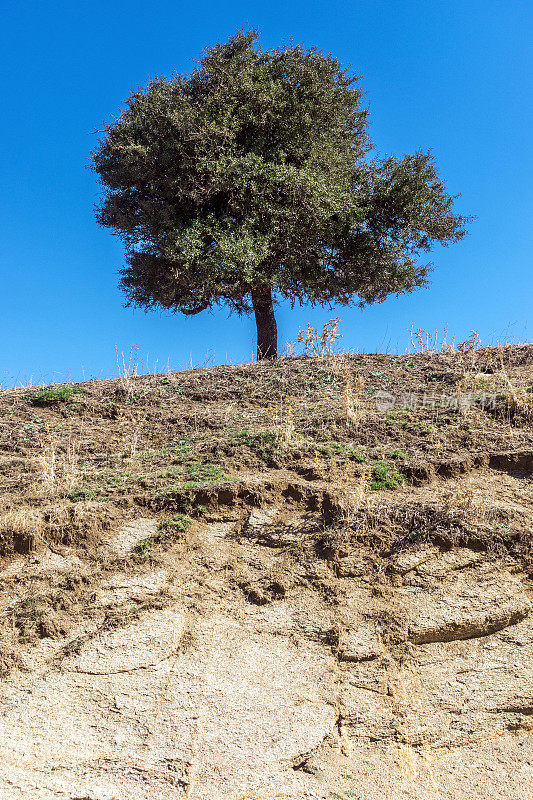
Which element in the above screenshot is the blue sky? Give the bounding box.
[1,0,531,386]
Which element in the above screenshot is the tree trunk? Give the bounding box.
[251,285,277,360]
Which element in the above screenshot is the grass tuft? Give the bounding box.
[23,386,88,405]
[370,460,404,491]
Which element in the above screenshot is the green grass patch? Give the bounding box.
[317,442,367,462]
[235,430,277,448]
[234,430,278,461]
[137,439,193,464]
[388,448,407,460]
[385,412,432,435]
[370,460,404,491]
[68,488,107,502]
[170,438,194,454]
[23,385,88,405]
[159,513,193,532]
[435,413,458,427]
[134,514,193,557]
[183,461,230,489]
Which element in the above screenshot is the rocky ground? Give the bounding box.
[0,344,531,799]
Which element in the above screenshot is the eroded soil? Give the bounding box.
[0,346,532,799]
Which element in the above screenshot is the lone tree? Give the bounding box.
[91,28,470,360]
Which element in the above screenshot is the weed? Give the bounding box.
[267,398,295,447]
[316,442,366,462]
[344,370,364,425]
[435,413,458,427]
[62,636,85,655]
[14,598,46,642]
[23,386,87,405]
[68,488,101,502]
[133,534,161,558]
[118,408,147,458]
[171,439,193,454]
[115,343,139,400]
[389,449,407,460]
[183,462,229,488]
[235,430,278,462]
[297,317,342,356]
[395,416,432,435]
[236,430,277,448]
[136,447,169,462]
[34,424,80,495]
[370,460,404,491]
[134,513,193,557]
[409,324,456,353]
[158,467,184,479]
[336,465,371,523]
[159,514,193,532]
[458,330,482,355]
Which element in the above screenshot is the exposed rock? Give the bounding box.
[337,556,368,577]
[0,514,532,800]
[404,568,531,644]
[105,517,159,557]
[338,623,383,662]
[94,570,169,607]
[0,610,336,800]
[390,546,440,575]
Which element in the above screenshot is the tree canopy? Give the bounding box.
[91,28,471,358]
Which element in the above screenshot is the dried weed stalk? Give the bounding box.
[297,317,342,356]
[268,398,295,447]
[344,370,365,425]
[35,425,79,495]
[115,343,139,399]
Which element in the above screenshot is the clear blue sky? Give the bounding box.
[1,0,531,386]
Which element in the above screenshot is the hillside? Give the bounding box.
[0,344,532,799]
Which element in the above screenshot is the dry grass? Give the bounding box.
[0,343,529,564]
[0,506,44,555]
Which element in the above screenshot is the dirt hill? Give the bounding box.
[0,345,532,799]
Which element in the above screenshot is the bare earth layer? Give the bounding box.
[0,345,531,798]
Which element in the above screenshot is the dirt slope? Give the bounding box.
[0,345,531,799]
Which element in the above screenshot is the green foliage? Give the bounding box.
[133,532,161,558]
[183,462,229,488]
[385,412,432,435]
[134,514,193,557]
[15,599,43,641]
[68,488,103,502]
[91,28,470,332]
[24,386,88,405]
[435,413,458,427]
[236,429,277,447]
[234,429,277,460]
[389,448,407,460]
[171,439,193,455]
[401,420,432,435]
[370,460,404,491]
[317,442,366,461]
[159,514,193,532]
